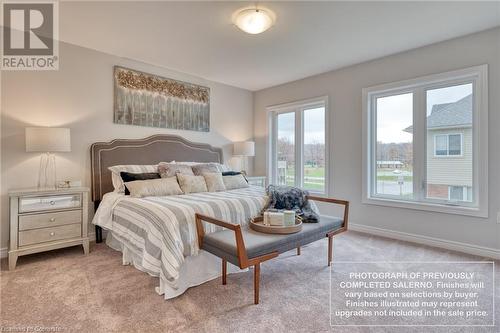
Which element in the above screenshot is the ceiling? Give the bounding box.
[59,1,500,91]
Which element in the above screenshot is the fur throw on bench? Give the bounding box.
[265,185,320,223]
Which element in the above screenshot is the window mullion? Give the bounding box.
[270,112,278,184]
[295,108,304,188]
[413,87,426,202]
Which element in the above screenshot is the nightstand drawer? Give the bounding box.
[19,224,81,247]
[19,194,81,213]
[19,210,82,231]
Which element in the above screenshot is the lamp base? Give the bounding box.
[38,153,57,189]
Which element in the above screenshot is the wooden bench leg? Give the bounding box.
[328,235,333,266]
[222,259,227,285]
[297,247,301,255]
[254,263,260,304]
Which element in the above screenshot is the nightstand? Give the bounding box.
[247,176,267,187]
[8,187,90,270]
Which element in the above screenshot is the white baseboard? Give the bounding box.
[349,223,500,260]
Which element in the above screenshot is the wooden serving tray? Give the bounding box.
[249,216,302,234]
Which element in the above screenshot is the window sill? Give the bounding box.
[362,196,488,218]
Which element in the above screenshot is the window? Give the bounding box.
[375,93,413,199]
[362,65,488,217]
[448,186,471,202]
[277,112,295,186]
[434,134,462,156]
[268,97,328,194]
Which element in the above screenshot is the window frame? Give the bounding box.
[362,65,488,218]
[433,133,463,157]
[267,96,330,196]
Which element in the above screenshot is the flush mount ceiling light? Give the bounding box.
[232,8,276,34]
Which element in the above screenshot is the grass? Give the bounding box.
[377,175,413,181]
[283,166,326,191]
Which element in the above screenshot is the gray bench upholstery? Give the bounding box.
[202,216,343,266]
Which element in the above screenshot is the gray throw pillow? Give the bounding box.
[191,163,221,176]
[158,162,194,178]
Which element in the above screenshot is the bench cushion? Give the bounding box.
[202,216,344,266]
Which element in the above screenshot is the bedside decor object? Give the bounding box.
[25,127,71,189]
[8,187,90,270]
[233,141,255,175]
[113,66,210,132]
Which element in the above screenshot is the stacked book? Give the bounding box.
[262,209,296,226]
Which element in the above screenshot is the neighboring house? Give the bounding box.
[405,94,472,202]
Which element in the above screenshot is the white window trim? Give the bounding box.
[267,96,330,196]
[362,65,488,218]
[433,133,463,157]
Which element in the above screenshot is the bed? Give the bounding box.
[90,135,267,298]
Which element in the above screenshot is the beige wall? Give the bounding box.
[254,28,500,251]
[1,41,254,250]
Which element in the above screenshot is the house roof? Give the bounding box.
[404,94,472,133]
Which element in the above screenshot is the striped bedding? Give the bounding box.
[96,186,267,289]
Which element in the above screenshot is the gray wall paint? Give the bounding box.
[254,28,500,251]
[1,41,254,249]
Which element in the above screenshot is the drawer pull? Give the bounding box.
[50,201,55,205]
[49,232,55,236]
[49,218,56,222]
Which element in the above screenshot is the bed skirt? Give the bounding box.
[106,232,245,299]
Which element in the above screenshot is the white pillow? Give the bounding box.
[176,173,208,194]
[222,174,249,190]
[203,172,226,192]
[124,177,183,198]
[108,164,158,193]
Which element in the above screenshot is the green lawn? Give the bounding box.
[280,166,414,191]
[283,166,326,191]
[376,175,413,181]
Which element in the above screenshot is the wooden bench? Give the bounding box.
[195,196,349,304]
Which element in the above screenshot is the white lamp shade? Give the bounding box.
[25,127,71,152]
[233,141,255,156]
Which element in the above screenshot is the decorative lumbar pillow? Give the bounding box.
[222,171,248,181]
[203,172,226,192]
[191,163,221,176]
[158,162,194,178]
[176,173,208,194]
[108,164,158,193]
[120,172,161,195]
[124,177,183,198]
[223,174,249,190]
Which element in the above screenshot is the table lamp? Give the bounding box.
[25,127,71,189]
[233,141,255,175]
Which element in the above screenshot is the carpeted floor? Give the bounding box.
[1,231,498,333]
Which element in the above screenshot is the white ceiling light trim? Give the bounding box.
[232,7,276,34]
